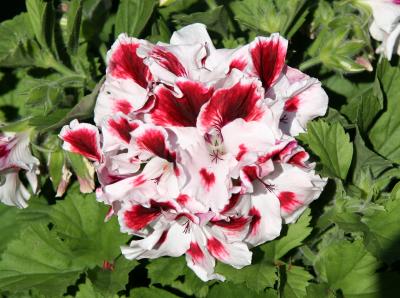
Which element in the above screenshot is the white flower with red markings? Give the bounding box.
[361,0,400,60]
[60,23,328,281]
[0,132,40,208]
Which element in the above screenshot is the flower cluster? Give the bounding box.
[0,132,39,208]
[362,0,400,60]
[60,24,328,281]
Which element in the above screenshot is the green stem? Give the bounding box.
[206,0,218,9]
[299,56,322,71]
[47,56,84,78]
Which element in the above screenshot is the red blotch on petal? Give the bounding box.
[150,46,187,77]
[199,168,216,191]
[177,194,190,206]
[288,151,309,168]
[250,36,287,90]
[249,207,261,236]
[108,117,139,143]
[123,205,161,231]
[154,230,169,249]
[242,166,259,182]
[221,193,241,214]
[109,42,151,88]
[236,144,248,161]
[207,237,229,260]
[199,81,263,131]
[113,99,133,115]
[212,216,249,231]
[132,174,146,187]
[187,242,205,265]
[136,129,176,163]
[62,128,101,161]
[284,96,300,112]
[229,57,247,73]
[150,81,213,127]
[278,191,301,212]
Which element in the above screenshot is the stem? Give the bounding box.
[47,56,84,78]
[299,56,322,71]
[206,0,218,9]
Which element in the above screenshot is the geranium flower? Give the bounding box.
[361,0,400,60]
[60,23,328,281]
[0,132,40,208]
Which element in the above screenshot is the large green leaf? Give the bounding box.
[0,205,22,255]
[0,14,44,67]
[0,224,83,296]
[263,210,312,261]
[361,188,400,263]
[65,0,83,55]
[88,257,136,296]
[282,265,313,298]
[298,120,353,179]
[49,184,129,267]
[216,250,277,292]
[314,240,379,297]
[130,287,178,298]
[207,282,268,298]
[369,59,400,164]
[115,0,157,37]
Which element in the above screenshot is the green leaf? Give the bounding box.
[0,224,82,296]
[25,84,64,116]
[48,149,65,192]
[66,0,83,55]
[0,14,44,67]
[170,265,210,297]
[282,265,313,298]
[207,282,265,298]
[26,0,55,51]
[49,184,129,267]
[264,209,313,261]
[314,240,379,297]
[173,6,230,37]
[298,120,353,179]
[361,190,400,263]
[369,59,400,164]
[75,279,108,298]
[115,0,157,37]
[341,80,383,134]
[216,250,277,292]
[147,257,186,286]
[0,205,22,254]
[130,287,178,298]
[88,257,136,295]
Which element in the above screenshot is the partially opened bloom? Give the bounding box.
[0,132,40,208]
[361,0,400,60]
[60,23,328,281]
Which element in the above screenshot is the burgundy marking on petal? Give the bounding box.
[284,96,300,112]
[187,242,204,264]
[278,141,297,160]
[132,174,146,186]
[229,57,247,73]
[236,144,248,161]
[199,168,216,191]
[199,81,263,131]
[288,151,309,168]
[108,117,139,143]
[149,199,177,211]
[212,216,249,231]
[123,205,161,231]
[151,81,213,127]
[248,207,261,236]
[109,43,151,88]
[207,237,229,259]
[113,99,133,115]
[242,166,259,181]
[250,36,287,89]
[221,193,241,214]
[0,143,10,158]
[177,194,189,206]
[278,191,301,212]
[154,230,169,249]
[62,128,101,161]
[136,129,176,163]
[150,46,187,77]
